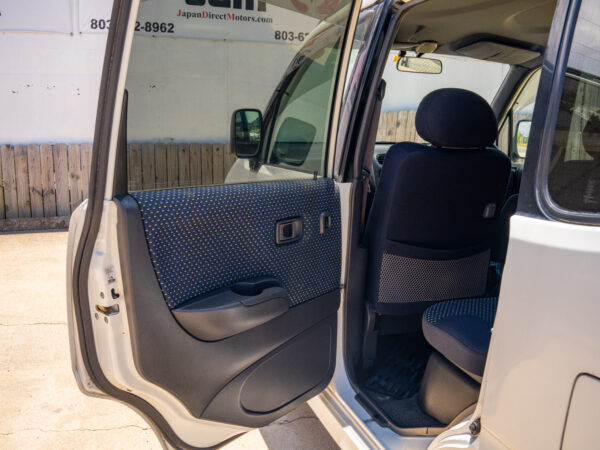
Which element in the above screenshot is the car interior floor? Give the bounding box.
[359,333,442,430]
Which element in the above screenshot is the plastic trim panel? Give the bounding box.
[116,195,340,425]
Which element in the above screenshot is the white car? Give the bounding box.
[68,0,600,448]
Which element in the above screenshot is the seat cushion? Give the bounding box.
[422,297,498,377]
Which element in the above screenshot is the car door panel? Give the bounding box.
[69,0,360,443]
[129,178,341,309]
[113,177,341,427]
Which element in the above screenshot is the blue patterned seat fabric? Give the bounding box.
[130,178,341,309]
[422,297,498,377]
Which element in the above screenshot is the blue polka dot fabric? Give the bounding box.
[130,178,341,309]
[423,297,498,326]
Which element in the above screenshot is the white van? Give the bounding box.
[67,0,600,448]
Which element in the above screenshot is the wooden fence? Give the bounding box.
[0,143,92,221]
[0,143,237,230]
[0,109,424,230]
[376,110,426,144]
[127,143,236,192]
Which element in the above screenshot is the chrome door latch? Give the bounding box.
[276,217,303,245]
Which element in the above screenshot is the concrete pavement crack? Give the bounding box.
[273,416,319,426]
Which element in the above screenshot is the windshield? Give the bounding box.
[376,53,510,143]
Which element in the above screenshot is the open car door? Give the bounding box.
[67,0,359,447]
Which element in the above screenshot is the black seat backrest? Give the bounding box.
[365,88,511,315]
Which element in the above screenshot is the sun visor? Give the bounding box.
[456,41,540,65]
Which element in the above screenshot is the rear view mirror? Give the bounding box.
[396,56,442,74]
[515,119,532,158]
[231,109,262,158]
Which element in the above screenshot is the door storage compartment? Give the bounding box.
[202,315,337,425]
[240,322,332,413]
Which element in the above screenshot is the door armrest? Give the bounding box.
[172,278,290,341]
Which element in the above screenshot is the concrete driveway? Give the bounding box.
[0,231,338,449]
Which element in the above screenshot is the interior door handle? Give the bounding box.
[276,217,302,245]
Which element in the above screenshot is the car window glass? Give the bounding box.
[124,0,354,192]
[376,54,510,144]
[265,31,342,174]
[546,0,600,213]
[509,70,541,161]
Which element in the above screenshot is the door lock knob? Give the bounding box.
[320,212,332,235]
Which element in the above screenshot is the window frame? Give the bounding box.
[536,0,600,225]
[497,67,541,163]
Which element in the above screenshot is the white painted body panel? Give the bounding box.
[561,374,600,449]
[429,214,600,449]
[477,215,600,449]
[66,200,104,397]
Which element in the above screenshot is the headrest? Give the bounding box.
[416,88,498,149]
[582,113,600,158]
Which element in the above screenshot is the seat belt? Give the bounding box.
[360,79,386,234]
